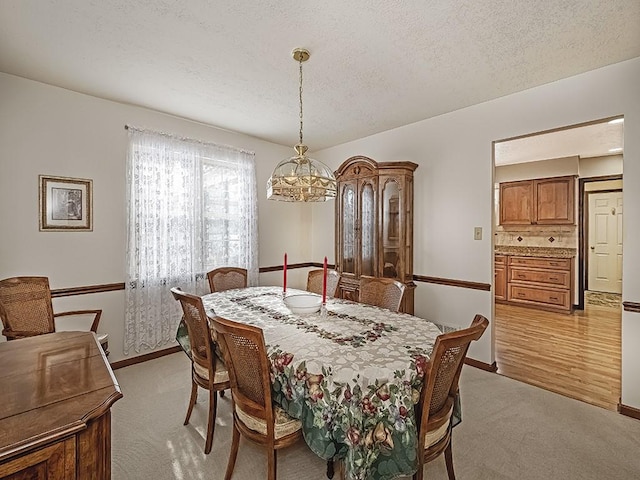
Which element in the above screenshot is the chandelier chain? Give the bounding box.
[298,56,304,146]
[266,47,337,202]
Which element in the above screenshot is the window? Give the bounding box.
[124,127,258,354]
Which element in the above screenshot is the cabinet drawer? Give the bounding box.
[509,268,570,288]
[508,256,570,270]
[495,255,506,265]
[508,285,570,309]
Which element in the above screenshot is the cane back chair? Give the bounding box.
[211,316,303,480]
[207,267,248,293]
[359,275,406,313]
[171,288,231,454]
[0,276,108,353]
[306,269,341,298]
[413,314,489,480]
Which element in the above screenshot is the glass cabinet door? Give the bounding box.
[341,184,356,274]
[382,180,400,278]
[361,182,375,276]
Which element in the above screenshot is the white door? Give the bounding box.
[588,191,623,294]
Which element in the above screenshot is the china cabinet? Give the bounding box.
[334,156,418,313]
[499,175,576,225]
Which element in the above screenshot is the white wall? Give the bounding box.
[311,57,640,409]
[494,156,579,183]
[0,72,307,361]
[2,57,640,410]
[580,154,624,178]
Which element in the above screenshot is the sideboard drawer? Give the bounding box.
[509,268,570,288]
[508,284,570,309]
[508,256,571,270]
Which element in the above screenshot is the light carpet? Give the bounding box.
[111,353,640,480]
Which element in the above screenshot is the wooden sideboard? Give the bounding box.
[0,332,122,479]
[495,254,574,313]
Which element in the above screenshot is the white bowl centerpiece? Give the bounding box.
[284,294,322,314]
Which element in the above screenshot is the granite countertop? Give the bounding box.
[495,245,576,258]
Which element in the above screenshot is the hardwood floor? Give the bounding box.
[494,300,621,411]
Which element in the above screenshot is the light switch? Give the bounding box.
[474,227,482,240]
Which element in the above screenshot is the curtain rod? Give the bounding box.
[124,124,255,156]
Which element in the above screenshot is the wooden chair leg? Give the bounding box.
[184,378,198,425]
[444,441,455,480]
[267,448,277,480]
[224,421,241,480]
[326,459,334,479]
[204,387,218,454]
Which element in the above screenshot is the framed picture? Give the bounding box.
[39,175,93,231]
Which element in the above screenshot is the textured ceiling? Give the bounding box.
[495,119,625,166]
[0,1,639,151]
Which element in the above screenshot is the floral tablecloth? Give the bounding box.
[192,286,456,480]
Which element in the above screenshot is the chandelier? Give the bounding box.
[267,48,337,202]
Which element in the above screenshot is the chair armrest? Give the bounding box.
[54,309,102,332]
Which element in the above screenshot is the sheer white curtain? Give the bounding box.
[125,127,258,354]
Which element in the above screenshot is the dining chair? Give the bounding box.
[207,267,248,293]
[0,276,109,354]
[306,269,341,298]
[358,275,406,312]
[211,316,303,480]
[413,314,489,480]
[171,287,231,454]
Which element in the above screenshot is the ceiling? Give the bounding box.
[495,118,625,166]
[1,1,639,151]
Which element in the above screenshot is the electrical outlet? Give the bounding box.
[474,227,482,240]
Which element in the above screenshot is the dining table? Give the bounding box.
[177,286,460,480]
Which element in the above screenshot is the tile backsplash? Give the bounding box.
[495,225,577,248]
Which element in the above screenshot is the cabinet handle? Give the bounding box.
[516,274,526,278]
[550,262,560,266]
[549,296,559,301]
[517,292,525,297]
[549,277,559,281]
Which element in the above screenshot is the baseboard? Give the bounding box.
[465,358,497,372]
[111,345,182,370]
[618,403,640,421]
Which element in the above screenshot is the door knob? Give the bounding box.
[590,246,595,250]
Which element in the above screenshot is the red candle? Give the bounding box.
[283,253,287,293]
[322,256,328,304]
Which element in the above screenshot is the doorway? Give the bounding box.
[588,190,623,293]
[492,117,624,410]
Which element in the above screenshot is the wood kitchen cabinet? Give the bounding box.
[507,256,574,312]
[0,332,122,479]
[499,175,575,225]
[335,156,418,314]
[494,255,507,301]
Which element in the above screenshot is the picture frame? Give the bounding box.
[39,175,93,231]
